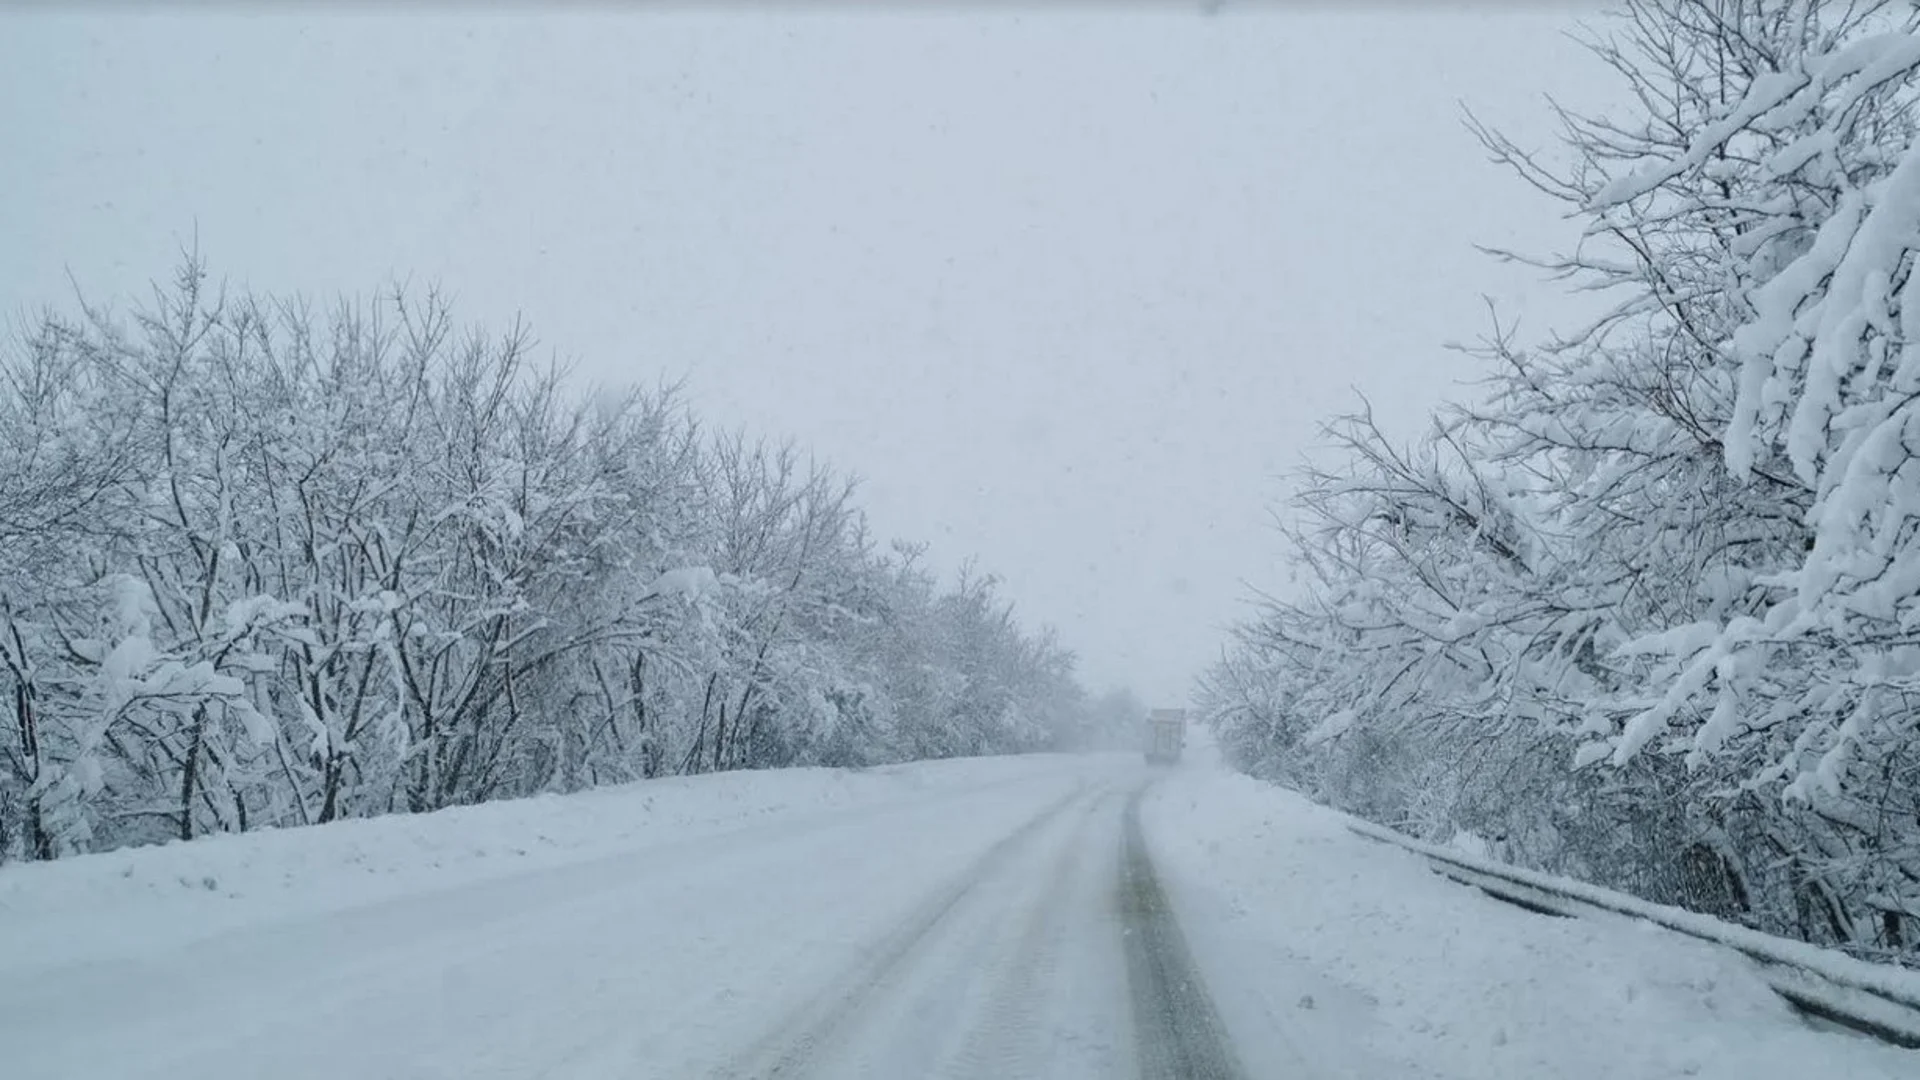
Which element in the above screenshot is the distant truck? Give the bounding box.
[1144,708,1187,765]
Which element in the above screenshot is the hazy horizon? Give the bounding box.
[2,7,1621,703]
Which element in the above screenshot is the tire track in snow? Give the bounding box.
[708,780,1091,1080]
[1119,785,1246,1080]
[940,785,1110,1079]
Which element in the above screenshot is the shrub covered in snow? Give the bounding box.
[0,265,1089,862]
[1204,0,1920,963]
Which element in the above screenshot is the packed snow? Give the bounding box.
[0,754,1075,975]
[3,755,1124,1079]
[0,739,1907,1079]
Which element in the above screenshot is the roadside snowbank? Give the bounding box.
[0,753,1074,972]
[1140,746,1917,1080]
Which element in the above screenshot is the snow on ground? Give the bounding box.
[5,737,1912,1079]
[0,753,1139,1080]
[0,754,1073,973]
[1140,727,1918,1080]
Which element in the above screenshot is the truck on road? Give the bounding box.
[1144,708,1187,765]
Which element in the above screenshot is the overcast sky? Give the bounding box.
[2,6,1618,706]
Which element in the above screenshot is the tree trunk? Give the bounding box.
[179,704,210,842]
[629,652,657,779]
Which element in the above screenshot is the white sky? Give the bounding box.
[1,7,1617,706]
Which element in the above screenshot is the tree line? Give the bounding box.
[0,262,1096,862]
[1202,0,1920,964]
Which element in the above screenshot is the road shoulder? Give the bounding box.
[1138,764,1917,1080]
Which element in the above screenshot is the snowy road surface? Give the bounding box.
[1,744,1912,1079]
[2,757,1223,1080]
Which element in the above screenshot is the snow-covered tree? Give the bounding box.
[1207,0,1920,959]
[0,258,1090,862]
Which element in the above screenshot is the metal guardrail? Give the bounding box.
[1344,818,1920,1050]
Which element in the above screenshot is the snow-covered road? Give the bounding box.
[1,745,1910,1079]
[0,756,1222,1080]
